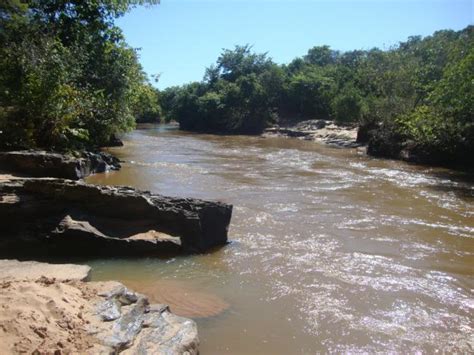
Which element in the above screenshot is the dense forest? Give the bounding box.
[162,26,473,166]
[0,1,472,167]
[0,0,161,151]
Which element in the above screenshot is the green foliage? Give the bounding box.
[216,45,273,82]
[331,86,366,123]
[286,66,335,119]
[304,45,338,66]
[1,1,470,166]
[132,84,162,123]
[163,46,280,134]
[163,26,473,165]
[0,0,159,150]
[395,44,474,161]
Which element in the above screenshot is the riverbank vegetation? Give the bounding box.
[162,26,473,167]
[1,2,471,167]
[0,0,160,151]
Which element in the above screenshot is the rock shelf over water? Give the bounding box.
[0,177,233,256]
[0,150,121,180]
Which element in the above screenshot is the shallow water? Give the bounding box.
[86,124,474,353]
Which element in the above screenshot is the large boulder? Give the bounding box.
[0,178,232,256]
[0,150,120,180]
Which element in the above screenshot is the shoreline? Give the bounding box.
[0,149,233,354]
[259,120,472,172]
[0,259,199,354]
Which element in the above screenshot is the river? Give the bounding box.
[85,124,474,353]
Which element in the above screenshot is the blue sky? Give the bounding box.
[117,0,473,89]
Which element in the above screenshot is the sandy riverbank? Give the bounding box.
[0,260,100,353]
[0,260,199,354]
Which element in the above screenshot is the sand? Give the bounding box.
[0,278,108,354]
[0,260,110,354]
[0,260,202,354]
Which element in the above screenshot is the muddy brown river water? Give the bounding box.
[85,124,474,354]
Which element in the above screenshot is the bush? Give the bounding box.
[331,87,366,124]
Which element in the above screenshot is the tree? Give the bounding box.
[131,84,161,123]
[286,67,335,119]
[304,45,339,66]
[0,0,159,150]
[162,46,278,134]
[331,86,366,123]
[216,45,273,82]
[163,26,473,166]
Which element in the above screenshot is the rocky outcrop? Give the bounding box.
[0,260,199,354]
[94,282,199,354]
[0,177,232,256]
[0,150,121,180]
[264,120,362,148]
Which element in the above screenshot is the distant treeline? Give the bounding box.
[162,26,473,166]
[1,2,472,166]
[0,0,161,151]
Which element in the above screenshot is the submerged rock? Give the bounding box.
[123,279,230,318]
[0,177,232,256]
[0,150,121,180]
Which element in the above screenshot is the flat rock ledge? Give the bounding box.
[0,260,198,354]
[0,259,91,282]
[263,119,362,148]
[0,178,232,256]
[0,150,121,180]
